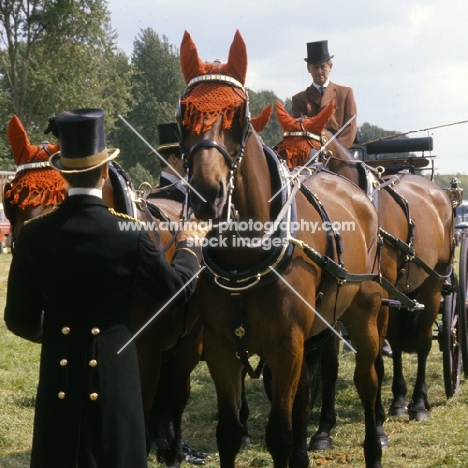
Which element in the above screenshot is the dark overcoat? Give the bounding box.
[148,174,186,203]
[291,80,357,148]
[4,194,201,468]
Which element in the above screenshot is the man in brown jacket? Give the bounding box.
[292,40,357,148]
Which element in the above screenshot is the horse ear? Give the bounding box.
[251,104,272,133]
[276,101,297,131]
[7,115,35,165]
[226,30,248,85]
[303,99,335,134]
[180,30,206,84]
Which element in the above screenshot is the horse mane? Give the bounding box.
[179,30,249,135]
[5,115,67,209]
[276,101,334,168]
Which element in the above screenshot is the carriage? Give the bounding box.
[351,135,468,398]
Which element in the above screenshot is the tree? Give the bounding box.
[248,89,285,147]
[113,28,185,180]
[0,0,133,161]
[357,122,411,160]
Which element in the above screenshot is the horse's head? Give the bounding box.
[4,115,67,243]
[275,100,337,169]
[178,30,270,221]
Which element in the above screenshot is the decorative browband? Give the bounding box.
[283,131,322,142]
[187,74,245,91]
[16,161,51,173]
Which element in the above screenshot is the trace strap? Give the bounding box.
[288,237,424,311]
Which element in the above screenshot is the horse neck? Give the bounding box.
[232,133,272,224]
[326,141,362,187]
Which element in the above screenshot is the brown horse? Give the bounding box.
[275,100,454,448]
[3,115,204,467]
[176,29,392,468]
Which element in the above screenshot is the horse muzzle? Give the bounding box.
[189,180,226,221]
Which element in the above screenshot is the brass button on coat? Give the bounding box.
[60,359,68,366]
[61,327,70,335]
[88,359,98,367]
[58,392,66,399]
[91,327,100,335]
[89,393,99,401]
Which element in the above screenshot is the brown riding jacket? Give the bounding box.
[292,80,357,148]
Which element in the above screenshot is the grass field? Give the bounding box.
[1,252,468,467]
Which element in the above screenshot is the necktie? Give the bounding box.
[319,86,325,96]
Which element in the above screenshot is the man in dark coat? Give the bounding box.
[4,108,206,468]
[149,122,187,204]
[292,40,357,148]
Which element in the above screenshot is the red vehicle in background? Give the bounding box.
[0,171,14,253]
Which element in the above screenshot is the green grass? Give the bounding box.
[2,252,468,467]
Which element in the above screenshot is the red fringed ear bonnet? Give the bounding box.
[5,115,67,209]
[276,100,335,168]
[179,30,249,135]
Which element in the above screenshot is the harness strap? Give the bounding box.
[135,198,164,253]
[231,293,262,379]
[288,237,423,310]
[379,228,452,280]
[299,184,340,264]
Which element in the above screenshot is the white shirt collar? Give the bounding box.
[68,188,103,198]
[161,172,182,185]
[313,79,330,91]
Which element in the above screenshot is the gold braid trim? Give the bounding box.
[108,207,142,224]
[24,207,58,225]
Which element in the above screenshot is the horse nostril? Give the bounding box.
[189,182,224,205]
[205,183,223,204]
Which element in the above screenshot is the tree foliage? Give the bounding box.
[248,89,284,147]
[111,29,185,181]
[0,0,133,162]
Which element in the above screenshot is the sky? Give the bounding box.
[108,0,468,175]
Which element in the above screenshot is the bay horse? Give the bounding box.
[2,114,204,467]
[177,29,390,468]
[275,100,454,449]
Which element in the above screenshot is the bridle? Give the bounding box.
[15,143,54,173]
[5,143,62,252]
[176,74,253,222]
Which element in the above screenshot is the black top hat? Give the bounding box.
[49,108,119,173]
[156,123,180,152]
[304,40,334,64]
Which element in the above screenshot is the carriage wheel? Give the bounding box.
[441,289,462,398]
[457,232,468,377]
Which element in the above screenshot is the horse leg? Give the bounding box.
[132,292,164,453]
[387,346,408,415]
[290,356,312,468]
[386,305,409,417]
[308,337,338,451]
[155,320,204,467]
[408,279,444,421]
[343,286,383,468]
[239,366,251,446]
[374,351,388,448]
[151,360,181,466]
[375,306,388,447]
[204,341,244,468]
[264,334,309,468]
